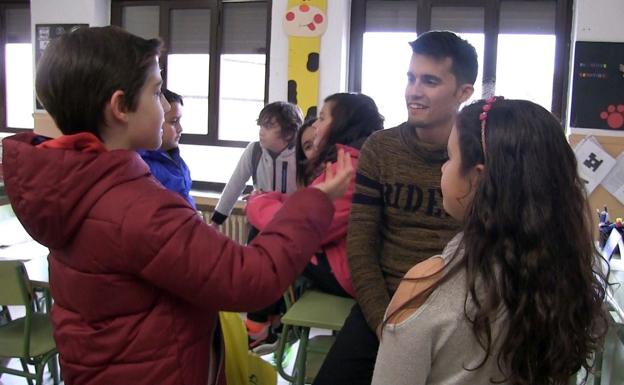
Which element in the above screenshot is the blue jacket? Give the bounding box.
[139,148,196,209]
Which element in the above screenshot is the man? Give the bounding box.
[313,31,478,385]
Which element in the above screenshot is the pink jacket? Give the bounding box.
[246,144,358,297]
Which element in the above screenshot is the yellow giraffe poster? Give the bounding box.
[283,0,327,120]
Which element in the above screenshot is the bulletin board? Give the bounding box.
[569,41,624,230]
[34,24,88,110]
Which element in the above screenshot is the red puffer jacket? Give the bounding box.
[2,132,334,385]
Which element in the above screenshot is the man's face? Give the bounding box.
[405,53,472,130]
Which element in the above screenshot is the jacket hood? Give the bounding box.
[2,133,150,248]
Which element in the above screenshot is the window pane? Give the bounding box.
[180,144,245,183]
[219,2,267,142]
[496,34,555,109]
[121,6,159,39]
[361,32,417,129]
[6,44,34,128]
[167,9,211,135]
[431,7,484,102]
[168,54,210,135]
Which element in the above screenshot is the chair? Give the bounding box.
[0,260,59,385]
[274,289,355,385]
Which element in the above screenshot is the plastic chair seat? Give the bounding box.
[0,313,56,357]
[276,290,355,384]
[281,290,355,330]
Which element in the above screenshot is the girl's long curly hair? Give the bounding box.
[457,99,608,385]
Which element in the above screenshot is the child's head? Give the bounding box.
[256,101,303,153]
[35,26,167,149]
[311,92,383,157]
[161,89,184,151]
[442,98,584,223]
[295,118,317,187]
[443,98,607,384]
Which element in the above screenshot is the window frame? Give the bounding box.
[0,0,32,134]
[111,0,272,148]
[349,0,573,121]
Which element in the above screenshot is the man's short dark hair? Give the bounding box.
[163,89,183,106]
[409,30,478,86]
[35,26,163,137]
[256,101,303,144]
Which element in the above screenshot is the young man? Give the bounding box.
[2,26,353,385]
[139,89,195,208]
[313,31,478,384]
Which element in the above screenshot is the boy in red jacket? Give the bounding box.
[1,26,352,385]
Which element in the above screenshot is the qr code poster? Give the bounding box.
[574,136,616,194]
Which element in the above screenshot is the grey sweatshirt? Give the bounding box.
[211,141,297,224]
[372,233,508,385]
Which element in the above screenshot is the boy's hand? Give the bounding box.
[313,149,353,201]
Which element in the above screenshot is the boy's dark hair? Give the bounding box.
[163,89,183,106]
[256,101,303,144]
[409,30,478,86]
[35,26,163,137]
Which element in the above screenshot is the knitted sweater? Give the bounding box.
[372,233,508,385]
[347,122,460,330]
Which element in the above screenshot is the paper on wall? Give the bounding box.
[601,154,624,205]
[574,136,616,194]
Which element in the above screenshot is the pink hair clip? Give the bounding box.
[480,96,503,159]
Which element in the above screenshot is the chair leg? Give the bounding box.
[19,359,34,385]
[294,328,309,385]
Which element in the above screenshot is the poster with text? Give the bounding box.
[570,41,624,131]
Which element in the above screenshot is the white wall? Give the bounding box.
[573,0,624,42]
[268,0,351,105]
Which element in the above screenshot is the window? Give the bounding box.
[112,0,270,189]
[0,3,34,132]
[350,0,572,123]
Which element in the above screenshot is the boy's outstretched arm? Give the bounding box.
[122,150,353,312]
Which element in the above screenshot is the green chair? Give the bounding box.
[0,260,59,385]
[274,290,355,385]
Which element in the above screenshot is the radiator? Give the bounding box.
[196,197,249,245]
[215,211,249,244]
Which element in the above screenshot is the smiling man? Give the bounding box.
[313,31,478,385]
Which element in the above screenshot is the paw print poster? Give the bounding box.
[570,41,624,131]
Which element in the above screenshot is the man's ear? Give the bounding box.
[108,90,129,123]
[457,84,474,104]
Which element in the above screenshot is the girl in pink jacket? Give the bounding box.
[245,93,384,350]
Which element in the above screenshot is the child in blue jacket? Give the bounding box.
[139,89,195,208]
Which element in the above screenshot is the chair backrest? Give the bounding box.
[0,260,32,306]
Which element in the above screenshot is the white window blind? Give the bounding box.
[170,8,211,54]
[222,2,267,54]
[121,6,159,40]
[6,8,30,43]
[431,7,484,33]
[500,1,556,34]
[365,1,417,32]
